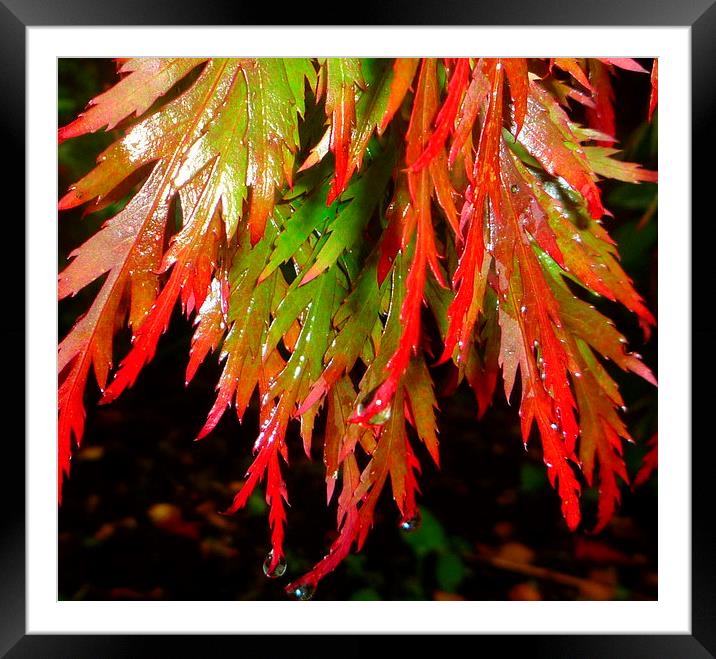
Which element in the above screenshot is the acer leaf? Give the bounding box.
[352,58,447,424]
[59,58,658,596]
[634,433,658,489]
[554,58,592,92]
[58,60,314,496]
[598,58,648,73]
[321,58,364,204]
[585,59,616,146]
[441,58,504,365]
[649,60,659,121]
[58,58,207,142]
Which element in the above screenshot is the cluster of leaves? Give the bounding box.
[58,57,657,597]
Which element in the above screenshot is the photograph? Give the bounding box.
[57,56,659,603]
[2,8,705,651]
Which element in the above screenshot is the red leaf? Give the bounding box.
[448,62,489,169]
[102,182,223,403]
[598,58,648,73]
[633,432,658,489]
[323,59,364,204]
[649,60,658,122]
[377,180,409,286]
[58,58,207,142]
[464,294,500,419]
[586,60,616,146]
[58,59,312,492]
[503,58,529,136]
[441,59,504,364]
[409,58,470,172]
[403,357,440,465]
[58,165,170,498]
[520,81,606,219]
[196,231,276,437]
[324,376,366,503]
[352,59,444,424]
[185,270,230,385]
[224,395,291,565]
[554,58,593,92]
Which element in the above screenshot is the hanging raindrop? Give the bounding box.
[262,550,287,579]
[356,386,392,426]
[368,403,392,426]
[399,508,422,533]
[287,582,315,601]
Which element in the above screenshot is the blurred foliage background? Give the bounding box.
[58,58,657,602]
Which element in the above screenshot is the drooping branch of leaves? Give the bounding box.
[58,57,657,597]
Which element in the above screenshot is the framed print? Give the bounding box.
[3,0,713,655]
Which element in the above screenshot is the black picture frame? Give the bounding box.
[3,1,711,656]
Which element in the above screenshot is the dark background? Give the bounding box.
[57,58,658,602]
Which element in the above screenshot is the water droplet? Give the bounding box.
[370,404,392,425]
[262,551,287,579]
[287,582,315,601]
[573,371,582,378]
[399,509,422,532]
[510,184,519,194]
[550,423,558,430]
[520,305,527,313]
[572,233,583,244]
[356,386,392,426]
[620,405,628,413]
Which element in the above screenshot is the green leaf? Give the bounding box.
[436,551,466,592]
